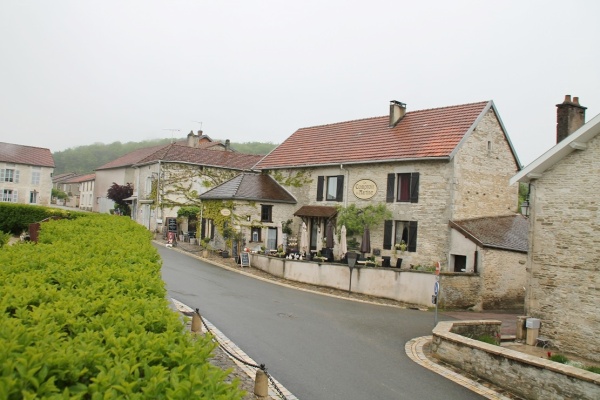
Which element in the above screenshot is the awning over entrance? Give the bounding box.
[293,205,337,219]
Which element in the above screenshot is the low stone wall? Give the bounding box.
[439,273,480,309]
[431,321,600,400]
[249,254,436,307]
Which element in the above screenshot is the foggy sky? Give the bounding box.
[1,0,599,166]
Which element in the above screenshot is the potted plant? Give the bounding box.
[201,237,211,258]
[394,240,407,255]
[313,251,328,263]
[365,256,377,267]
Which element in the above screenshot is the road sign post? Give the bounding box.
[434,262,441,327]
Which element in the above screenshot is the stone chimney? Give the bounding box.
[389,100,406,128]
[225,139,230,151]
[187,130,195,147]
[556,95,586,143]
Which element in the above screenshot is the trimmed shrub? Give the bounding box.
[0,231,9,248]
[0,213,243,399]
[0,203,82,235]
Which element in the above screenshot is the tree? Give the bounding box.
[52,188,69,201]
[336,204,392,236]
[107,182,134,216]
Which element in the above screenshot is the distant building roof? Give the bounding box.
[199,173,296,204]
[63,173,96,183]
[52,172,78,184]
[134,143,263,170]
[255,101,519,169]
[449,214,528,253]
[95,144,170,170]
[0,142,55,167]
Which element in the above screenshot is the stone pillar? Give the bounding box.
[191,310,202,333]
[516,316,529,342]
[254,369,268,397]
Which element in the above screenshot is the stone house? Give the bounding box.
[510,95,600,361]
[60,173,96,211]
[447,214,528,310]
[53,173,95,209]
[252,100,524,308]
[52,172,78,206]
[199,172,297,256]
[0,142,55,206]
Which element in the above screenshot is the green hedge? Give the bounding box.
[0,213,243,399]
[0,203,83,235]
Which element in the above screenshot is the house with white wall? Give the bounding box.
[0,142,54,206]
[130,142,263,234]
[94,144,168,214]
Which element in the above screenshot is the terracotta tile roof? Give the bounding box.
[255,101,490,169]
[449,214,528,253]
[293,205,338,218]
[0,142,55,167]
[63,173,96,183]
[96,144,170,170]
[134,143,263,170]
[199,173,296,204]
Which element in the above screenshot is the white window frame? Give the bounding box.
[31,166,41,185]
[1,189,18,202]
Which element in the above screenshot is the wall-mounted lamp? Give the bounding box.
[520,200,530,217]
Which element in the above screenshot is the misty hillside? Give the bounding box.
[53,139,278,175]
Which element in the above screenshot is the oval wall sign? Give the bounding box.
[220,208,231,216]
[353,179,377,199]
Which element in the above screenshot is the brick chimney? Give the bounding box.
[556,95,586,143]
[389,100,406,128]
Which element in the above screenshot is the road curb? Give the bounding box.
[405,336,514,400]
[171,298,298,400]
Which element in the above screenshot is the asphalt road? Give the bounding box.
[158,244,484,400]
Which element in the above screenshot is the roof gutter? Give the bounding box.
[198,196,296,204]
[133,160,252,171]
[254,156,450,171]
